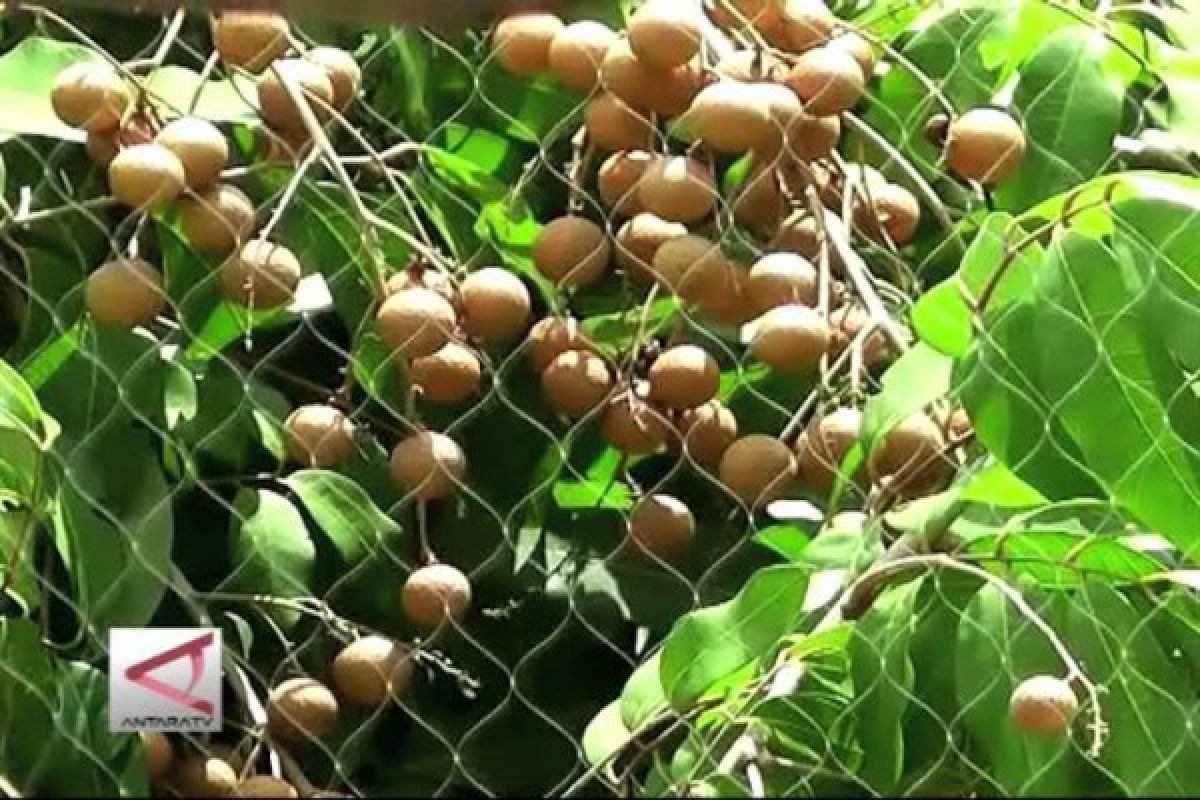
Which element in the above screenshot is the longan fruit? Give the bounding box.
[239,776,300,798]
[140,732,173,785]
[770,210,823,260]
[945,108,1026,185]
[85,113,155,166]
[410,343,482,405]
[600,390,671,454]
[283,404,356,468]
[788,111,841,162]
[748,81,804,156]
[548,20,618,91]
[650,233,725,302]
[542,349,613,419]
[386,268,458,305]
[695,259,756,327]
[86,258,165,328]
[598,150,655,217]
[938,406,972,441]
[684,81,771,154]
[107,143,185,210]
[827,161,889,209]
[389,431,467,500]
[179,184,255,255]
[533,216,610,289]
[750,304,831,374]
[786,46,864,116]
[493,11,564,76]
[868,412,949,496]
[778,0,836,52]
[220,240,302,309]
[853,182,920,245]
[155,117,228,189]
[525,315,592,374]
[51,61,131,133]
[679,400,738,467]
[599,38,655,109]
[711,0,779,30]
[331,635,414,707]
[211,11,289,72]
[628,0,703,70]
[747,253,818,313]
[1009,675,1078,735]
[828,304,890,367]
[629,494,695,559]
[170,754,237,798]
[730,163,785,234]
[718,435,798,508]
[638,156,715,224]
[258,126,312,164]
[714,49,785,83]
[257,58,335,134]
[402,563,472,630]
[459,267,532,345]
[267,677,339,743]
[306,46,361,109]
[798,407,863,491]
[827,30,876,81]
[615,213,687,281]
[648,345,719,411]
[585,93,653,151]
[376,287,456,360]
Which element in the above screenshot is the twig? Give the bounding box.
[257,146,323,241]
[0,197,115,231]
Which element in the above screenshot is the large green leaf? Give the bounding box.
[0,358,51,504]
[659,564,810,710]
[225,488,316,627]
[861,342,954,452]
[284,469,402,566]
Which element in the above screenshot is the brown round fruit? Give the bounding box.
[585,93,653,151]
[410,343,482,405]
[598,150,655,217]
[1009,675,1078,735]
[679,400,738,467]
[600,390,671,454]
[331,635,414,707]
[155,117,228,189]
[868,412,949,496]
[375,287,457,360]
[718,435,798,508]
[828,304,890,367]
[778,0,836,52]
[533,216,611,289]
[389,431,467,500]
[714,49,786,83]
[629,493,694,559]
[386,268,458,305]
[541,350,613,419]
[945,107,1026,185]
[787,111,841,162]
[84,113,156,167]
[239,776,300,798]
[51,61,131,133]
[798,407,863,491]
[599,38,655,109]
[786,46,865,116]
[731,163,786,234]
[86,258,165,328]
[747,253,818,312]
[220,240,303,309]
[141,732,173,785]
[283,404,356,468]
[525,315,592,374]
[107,143,186,210]
[853,182,921,245]
[402,563,472,630]
[267,677,339,743]
[637,156,715,224]
[648,345,719,411]
[615,213,687,281]
[750,304,831,373]
[179,184,255,254]
[170,754,237,798]
[257,58,335,133]
[695,259,756,327]
[650,233,725,302]
[493,12,564,76]
[548,20,618,91]
[211,11,289,72]
[459,267,532,345]
[770,210,823,260]
[827,30,876,81]
[628,0,703,70]
[306,46,361,109]
[684,81,771,153]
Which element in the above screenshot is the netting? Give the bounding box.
[0,0,1198,797]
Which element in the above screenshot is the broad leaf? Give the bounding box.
[225,488,316,627]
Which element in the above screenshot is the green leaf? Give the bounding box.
[659,564,811,710]
[0,357,50,503]
[0,37,97,141]
[993,26,1138,212]
[284,469,401,566]
[553,446,632,511]
[619,651,668,731]
[582,701,631,768]
[861,342,953,453]
[0,511,37,610]
[225,488,316,628]
[1155,42,1200,144]
[582,296,680,357]
[752,523,813,562]
[960,461,1047,507]
[477,66,582,144]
